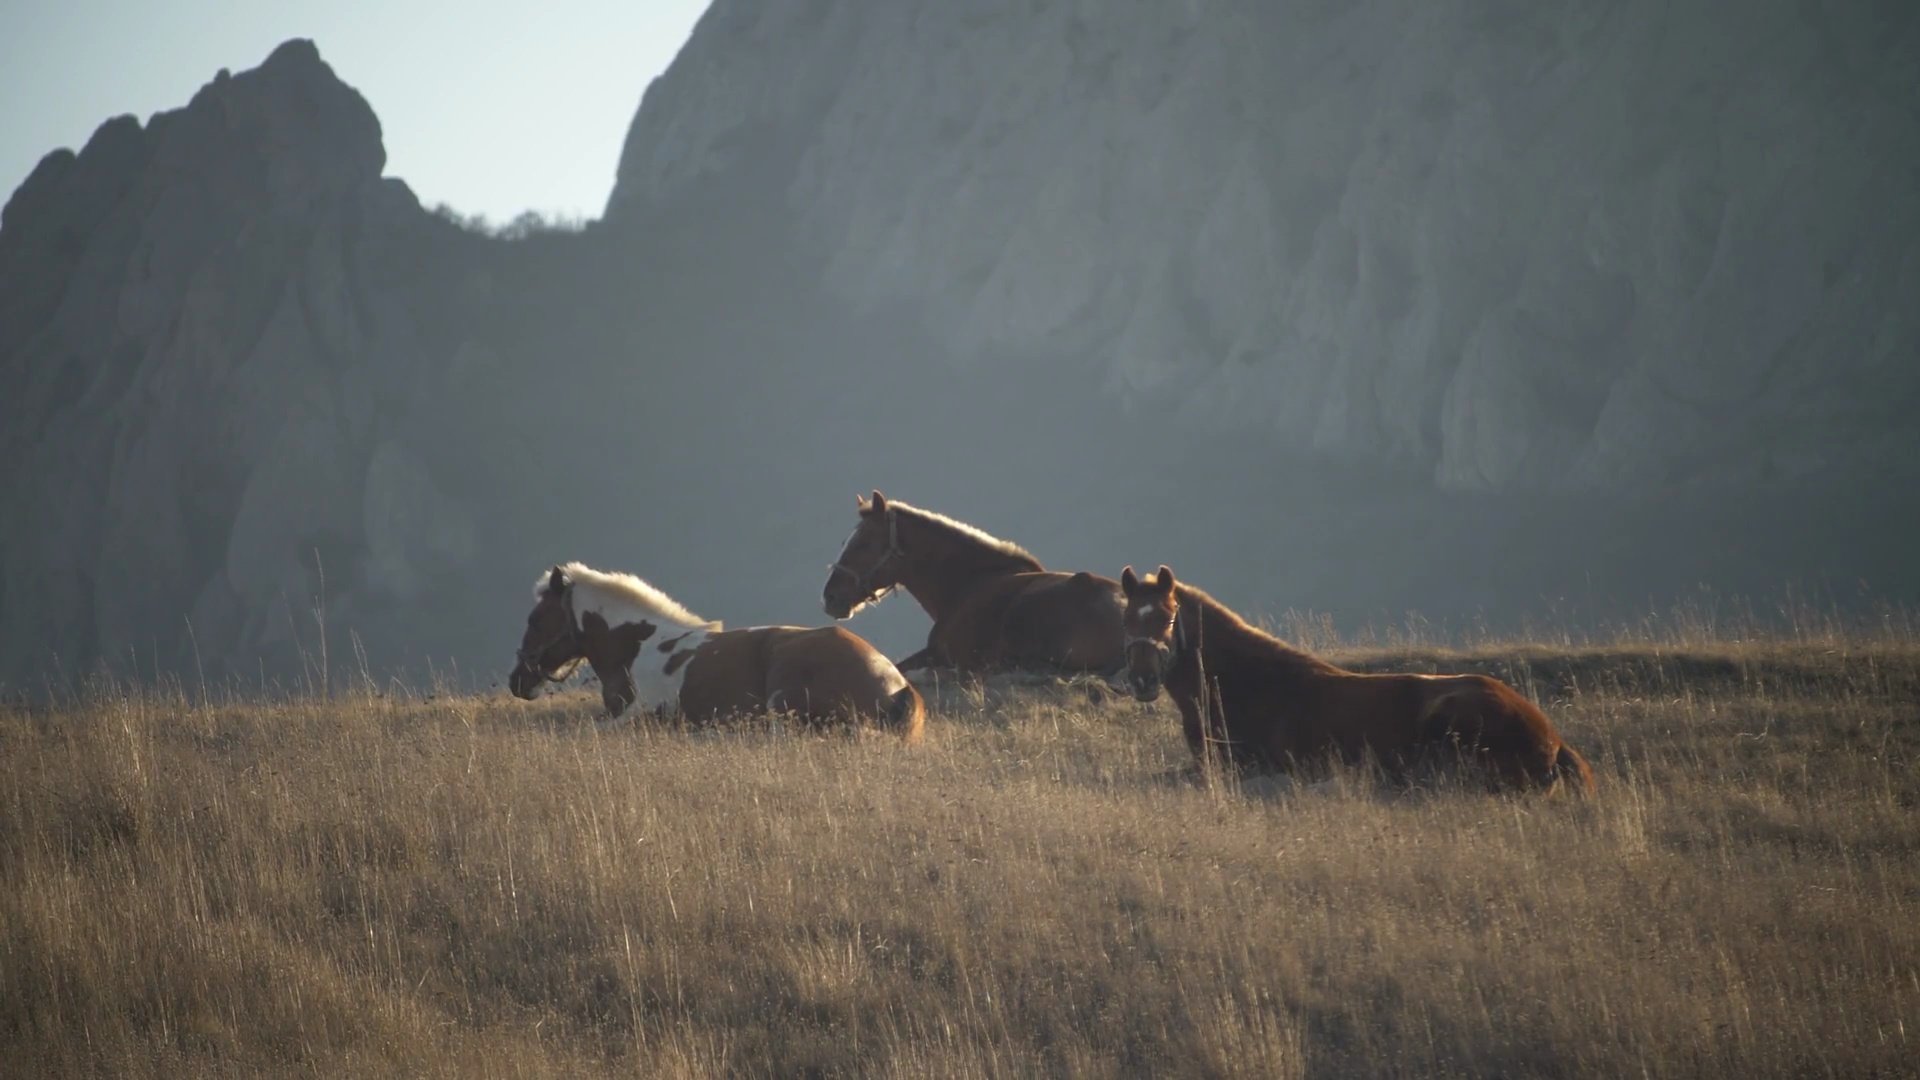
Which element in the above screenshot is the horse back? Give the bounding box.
[938,570,1123,672]
[1245,671,1438,767]
[681,625,917,734]
[1237,672,1566,782]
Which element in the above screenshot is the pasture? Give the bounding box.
[4,615,1918,1077]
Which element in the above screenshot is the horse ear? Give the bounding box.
[547,566,569,594]
[855,491,870,511]
[1120,566,1139,593]
[1155,565,1176,593]
[870,490,888,513]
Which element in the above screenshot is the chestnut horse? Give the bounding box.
[822,491,1125,676]
[510,562,924,740]
[1118,565,1594,794]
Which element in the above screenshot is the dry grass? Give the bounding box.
[4,623,1918,1078]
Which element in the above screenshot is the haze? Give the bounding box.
[0,0,707,223]
[2,0,1914,689]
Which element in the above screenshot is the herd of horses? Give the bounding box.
[511,490,1595,795]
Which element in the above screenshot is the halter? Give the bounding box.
[517,584,583,681]
[1125,602,1188,669]
[828,509,905,604]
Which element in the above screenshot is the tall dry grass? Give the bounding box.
[3,620,1917,1077]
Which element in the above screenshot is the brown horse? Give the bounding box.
[822,491,1125,676]
[510,562,924,739]
[1118,565,1595,794]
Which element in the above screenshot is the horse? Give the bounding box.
[822,491,1125,677]
[1118,565,1595,794]
[509,562,925,740]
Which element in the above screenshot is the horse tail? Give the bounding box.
[886,684,926,744]
[1551,742,1597,796]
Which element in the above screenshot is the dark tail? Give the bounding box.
[887,684,926,743]
[1551,743,1596,796]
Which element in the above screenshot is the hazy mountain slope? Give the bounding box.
[610,0,1920,489]
[3,9,1917,691]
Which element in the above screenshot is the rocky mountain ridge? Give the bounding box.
[1,41,485,686]
[612,0,1920,489]
[4,8,1917,689]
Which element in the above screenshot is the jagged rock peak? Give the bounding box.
[171,37,387,197]
[0,36,435,694]
[2,38,384,244]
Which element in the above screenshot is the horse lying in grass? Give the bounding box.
[510,563,924,740]
[1118,565,1595,794]
[823,490,1125,678]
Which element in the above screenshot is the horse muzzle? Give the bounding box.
[1129,671,1163,703]
[507,663,542,699]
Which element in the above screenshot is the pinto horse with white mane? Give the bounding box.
[510,562,924,739]
[822,491,1125,677]
[1119,565,1595,794]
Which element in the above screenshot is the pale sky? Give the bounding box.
[0,0,709,223]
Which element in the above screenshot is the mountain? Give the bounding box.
[3,8,1917,691]
[610,0,1920,490]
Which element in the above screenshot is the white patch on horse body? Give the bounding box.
[536,562,724,715]
[628,628,713,712]
[1133,603,1155,618]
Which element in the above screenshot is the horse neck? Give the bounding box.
[1177,587,1336,689]
[894,519,1041,619]
[607,623,713,713]
[567,580,717,641]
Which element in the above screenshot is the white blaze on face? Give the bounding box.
[1133,603,1156,619]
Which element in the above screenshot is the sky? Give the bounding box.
[0,0,709,223]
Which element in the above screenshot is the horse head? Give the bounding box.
[509,565,586,698]
[823,490,905,619]
[1119,564,1180,702]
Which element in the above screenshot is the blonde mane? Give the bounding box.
[887,500,1044,570]
[537,562,721,632]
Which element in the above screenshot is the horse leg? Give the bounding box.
[1551,743,1597,795]
[1424,689,1573,794]
[588,654,637,724]
[885,684,926,742]
[1415,688,1497,788]
[894,646,939,671]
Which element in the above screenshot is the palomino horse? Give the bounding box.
[822,491,1125,676]
[1118,565,1595,794]
[510,562,924,739]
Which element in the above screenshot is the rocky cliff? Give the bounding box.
[4,9,1918,690]
[0,41,496,686]
[611,0,1920,490]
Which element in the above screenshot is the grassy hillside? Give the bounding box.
[4,624,1917,1077]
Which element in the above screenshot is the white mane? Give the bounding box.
[536,562,721,632]
[888,500,1040,565]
